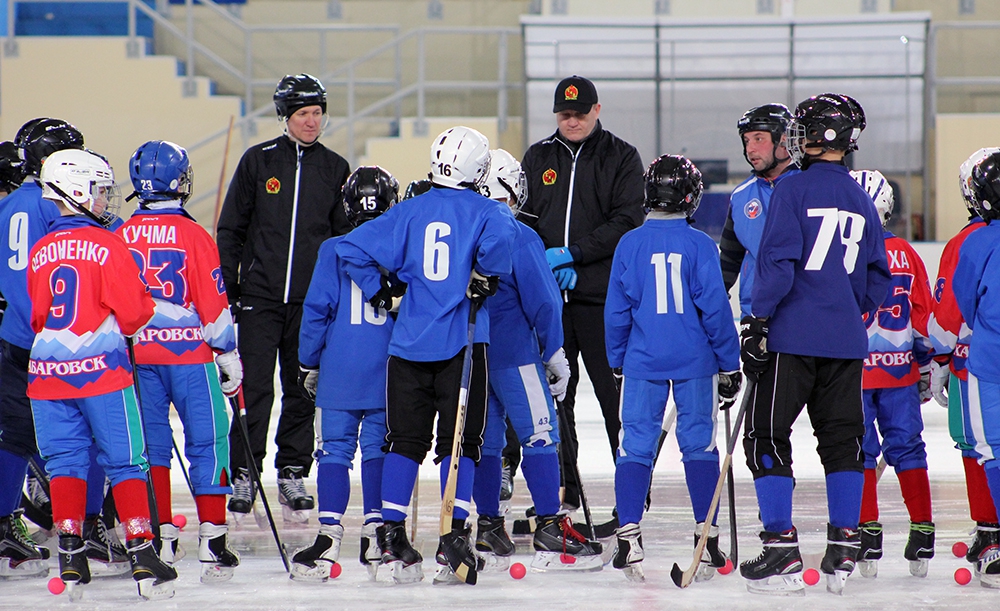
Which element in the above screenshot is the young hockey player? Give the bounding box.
[850,169,936,579]
[952,149,1000,589]
[291,165,399,582]
[739,94,891,595]
[605,154,741,582]
[470,149,599,572]
[28,148,177,600]
[927,148,1000,570]
[117,140,242,582]
[337,126,516,585]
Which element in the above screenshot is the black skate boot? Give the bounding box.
[126,538,177,600]
[475,515,515,571]
[278,466,315,524]
[979,544,1000,589]
[58,534,90,601]
[227,467,256,524]
[436,520,485,585]
[22,474,53,531]
[82,515,129,576]
[740,528,804,595]
[820,524,861,595]
[531,514,603,572]
[199,522,240,583]
[967,522,999,569]
[903,521,934,578]
[359,522,383,580]
[499,459,514,514]
[857,521,883,578]
[291,523,342,582]
[695,522,728,582]
[0,510,50,579]
[613,522,644,582]
[378,520,423,584]
[158,522,185,565]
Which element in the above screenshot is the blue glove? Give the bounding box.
[545,247,575,271]
[554,267,577,290]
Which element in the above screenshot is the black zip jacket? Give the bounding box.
[217,135,351,305]
[520,121,645,304]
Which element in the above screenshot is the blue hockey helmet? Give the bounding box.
[129,140,193,205]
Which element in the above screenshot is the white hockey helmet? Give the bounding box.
[40,148,121,227]
[850,169,894,227]
[482,148,527,213]
[960,147,1000,216]
[429,126,490,190]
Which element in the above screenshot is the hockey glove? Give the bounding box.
[918,364,932,404]
[215,349,243,397]
[229,299,241,324]
[467,270,499,305]
[717,370,742,410]
[298,365,319,403]
[739,315,769,382]
[367,283,394,311]
[553,267,577,291]
[930,359,950,408]
[612,367,623,394]
[545,247,575,271]
[544,347,571,402]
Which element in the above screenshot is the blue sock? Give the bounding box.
[85,446,105,516]
[521,452,560,517]
[755,475,794,532]
[826,471,863,528]
[361,457,383,524]
[615,461,651,526]
[381,453,419,523]
[0,449,28,516]
[684,460,721,525]
[317,462,349,526]
[439,456,476,523]
[982,461,1000,518]
[473,454,501,518]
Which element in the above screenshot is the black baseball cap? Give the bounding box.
[553,75,599,114]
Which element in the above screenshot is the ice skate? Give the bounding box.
[359,522,383,580]
[820,524,860,595]
[158,522,185,565]
[530,514,603,572]
[0,511,50,579]
[58,534,90,602]
[22,475,53,531]
[436,523,484,585]
[199,522,240,583]
[228,467,256,526]
[499,458,514,515]
[126,538,177,600]
[903,521,934,578]
[278,466,314,525]
[82,515,129,577]
[740,528,805,596]
[612,523,644,582]
[475,515,514,571]
[694,522,727,582]
[858,521,882,578]
[377,520,423,584]
[291,523,343,582]
[978,545,1000,589]
[968,522,1000,574]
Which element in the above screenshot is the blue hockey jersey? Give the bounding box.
[605,216,739,379]
[953,222,1000,383]
[300,236,394,410]
[336,186,516,362]
[751,163,891,359]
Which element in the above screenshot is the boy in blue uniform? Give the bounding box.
[739,94,891,596]
[292,166,398,582]
[337,127,516,585]
[605,155,741,582]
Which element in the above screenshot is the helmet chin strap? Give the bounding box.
[46,181,105,226]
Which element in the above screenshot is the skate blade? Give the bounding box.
[476,551,511,572]
[389,560,425,584]
[200,562,236,583]
[253,505,273,530]
[622,563,645,583]
[433,565,468,585]
[980,574,1000,589]
[530,550,603,572]
[745,573,806,596]
[364,562,383,582]
[136,577,176,600]
[290,561,331,582]
[499,500,512,516]
[281,505,311,526]
[858,560,878,578]
[695,563,717,582]
[229,509,253,529]
[825,570,849,595]
[908,559,928,578]
[0,558,49,580]
[88,559,131,577]
[64,581,86,602]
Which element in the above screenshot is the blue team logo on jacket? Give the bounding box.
[744,199,762,220]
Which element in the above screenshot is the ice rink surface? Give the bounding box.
[7,375,997,610]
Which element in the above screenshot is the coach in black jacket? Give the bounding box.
[217,74,351,517]
[520,75,645,509]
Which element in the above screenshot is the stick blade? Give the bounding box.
[670,563,685,587]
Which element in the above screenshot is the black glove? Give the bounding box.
[229,299,241,324]
[739,315,769,382]
[467,270,499,306]
[298,365,318,403]
[612,367,623,394]
[367,283,394,311]
[717,370,742,410]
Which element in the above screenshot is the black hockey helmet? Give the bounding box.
[786,93,865,167]
[273,74,327,119]
[643,154,703,216]
[343,166,399,227]
[15,117,85,178]
[0,141,25,193]
[969,151,1000,223]
[737,103,792,174]
[402,179,433,200]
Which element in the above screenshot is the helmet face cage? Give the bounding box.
[970,152,1000,223]
[40,149,121,227]
[342,166,399,227]
[429,126,491,190]
[482,149,528,214]
[960,147,1000,215]
[274,74,327,119]
[643,155,704,217]
[129,140,194,205]
[851,169,894,227]
[17,118,85,178]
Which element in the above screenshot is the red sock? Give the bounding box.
[964,456,1000,523]
[898,467,932,523]
[150,466,172,525]
[50,476,87,536]
[195,494,227,525]
[859,468,879,524]
[112,478,153,541]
